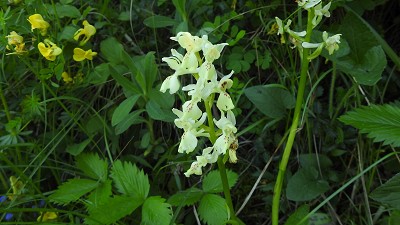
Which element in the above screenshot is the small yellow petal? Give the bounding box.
[73,48,86,61]
[27,14,50,36]
[37,212,57,222]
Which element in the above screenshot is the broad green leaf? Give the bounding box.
[109,64,141,95]
[198,194,229,225]
[110,160,150,201]
[46,3,81,18]
[299,154,333,170]
[167,187,203,206]
[284,204,309,225]
[202,170,238,193]
[244,84,295,118]
[388,210,400,225]
[49,179,98,205]
[76,153,108,181]
[87,180,112,210]
[339,104,400,147]
[100,38,125,64]
[141,196,173,225]
[146,89,175,122]
[89,63,110,84]
[112,94,141,126]
[286,167,330,201]
[85,196,141,225]
[132,52,158,95]
[370,173,400,210]
[58,25,77,41]
[66,139,90,156]
[336,12,387,85]
[143,15,177,28]
[115,109,146,135]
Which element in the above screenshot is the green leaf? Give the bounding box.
[132,52,158,95]
[47,3,81,18]
[198,194,229,225]
[110,160,150,201]
[284,204,309,225]
[202,170,238,193]
[388,210,400,225]
[76,153,108,181]
[115,109,146,135]
[66,139,90,156]
[244,84,295,118]
[146,89,175,122]
[168,187,203,206]
[100,38,126,64]
[141,196,173,225]
[286,167,330,201]
[143,15,177,28]
[86,196,142,225]
[109,64,141,95]
[370,173,400,210]
[58,25,77,41]
[339,104,400,147]
[49,179,98,205]
[336,12,387,85]
[308,213,332,225]
[112,94,141,126]
[87,180,112,210]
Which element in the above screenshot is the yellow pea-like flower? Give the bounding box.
[38,39,62,61]
[74,20,96,46]
[61,72,73,83]
[73,48,97,61]
[37,212,57,222]
[27,14,50,36]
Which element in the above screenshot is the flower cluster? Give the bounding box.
[275,0,341,58]
[5,31,26,55]
[160,32,239,177]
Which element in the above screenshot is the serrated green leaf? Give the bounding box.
[76,153,108,181]
[141,196,172,225]
[244,84,295,118]
[87,180,112,211]
[143,15,177,28]
[167,187,203,206]
[66,139,90,156]
[85,196,141,225]
[286,167,330,201]
[110,160,150,201]
[198,194,229,225]
[112,94,141,126]
[49,179,98,205]
[284,204,309,225]
[370,173,400,210]
[202,170,238,193]
[339,104,400,147]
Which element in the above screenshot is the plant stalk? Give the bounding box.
[271,9,314,225]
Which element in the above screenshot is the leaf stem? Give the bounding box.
[271,9,314,225]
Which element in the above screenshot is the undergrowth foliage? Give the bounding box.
[1,0,400,224]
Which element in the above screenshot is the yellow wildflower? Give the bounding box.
[61,72,73,83]
[37,212,57,222]
[7,176,23,200]
[38,39,62,61]
[73,48,97,61]
[27,14,50,36]
[74,20,96,46]
[5,31,26,54]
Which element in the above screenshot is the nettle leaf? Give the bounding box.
[49,179,98,205]
[168,187,203,206]
[202,170,238,193]
[85,196,142,225]
[244,84,295,119]
[141,196,173,225]
[112,94,141,126]
[370,173,400,210]
[198,194,229,225]
[110,160,150,201]
[284,204,309,225]
[339,104,400,147]
[286,167,330,201]
[76,153,108,181]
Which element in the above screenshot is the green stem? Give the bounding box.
[0,83,11,122]
[271,9,314,225]
[204,96,240,224]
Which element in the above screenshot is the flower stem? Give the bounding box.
[271,9,314,225]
